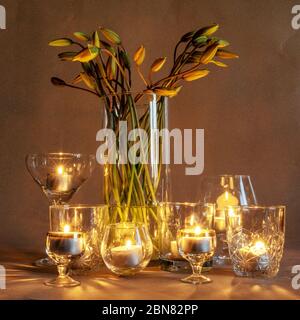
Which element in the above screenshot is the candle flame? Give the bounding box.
[194,226,201,235]
[56,165,65,175]
[254,241,265,251]
[125,240,132,248]
[250,241,266,255]
[228,207,235,217]
[63,225,71,233]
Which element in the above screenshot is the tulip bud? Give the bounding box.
[183,70,210,81]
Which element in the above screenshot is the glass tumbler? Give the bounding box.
[225,205,285,278]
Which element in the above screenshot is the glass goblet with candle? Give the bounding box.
[101,223,153,276]
[26,153,95,205]
[50,205,109,274]
[199,175,257,265]
[45,206,87,287]
[177,227,216,285]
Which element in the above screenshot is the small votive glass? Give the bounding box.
[45,207,87,287]
[177,228,216,284]
[225,205,285,278]
[101,223,153,276]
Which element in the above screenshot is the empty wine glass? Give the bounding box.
[199,175,257,265]
[26,153,95,266]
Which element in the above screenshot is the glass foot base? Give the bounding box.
[34,257,55,267]
[181,274,212,285]
[44,275,80,288]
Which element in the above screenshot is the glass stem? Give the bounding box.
[57,263,69,278]
[191,258,205,277]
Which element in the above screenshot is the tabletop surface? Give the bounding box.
[0,249,299,300]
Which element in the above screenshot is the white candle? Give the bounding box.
[180,236,213,253]
[111,240,143,268]
[179,227,214,254]
[47,230,85,256]
[239,241,269,272]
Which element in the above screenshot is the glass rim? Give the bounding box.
[159,201,214,207]
[202,174,251,179]
[107,204,159,209]
[50,204,108,210]
[26,152,96,160]
[223,204,286,210]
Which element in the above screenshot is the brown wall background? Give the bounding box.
[0,0,299,253]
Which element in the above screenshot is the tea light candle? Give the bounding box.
[111,240,143,268]
[180,227,214,254]
[47,225,85,256]
[55,165,72,192]
[239,241,269,272]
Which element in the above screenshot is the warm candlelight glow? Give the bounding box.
[63,225,71,233]
[56,165,65,175]
[228,207,236,217]
[125,239,132,248]
[216,190,239,209]
[250,241,266,256]
[194,226,201,235]
[190,215,195,226]
[185,214,197,227]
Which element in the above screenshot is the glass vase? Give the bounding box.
[99,93,171,206]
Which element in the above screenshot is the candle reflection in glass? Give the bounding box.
[54,165,72,192]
